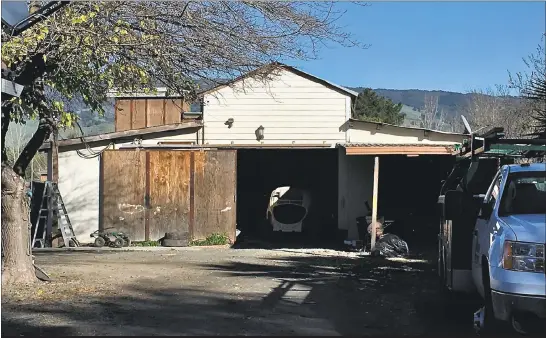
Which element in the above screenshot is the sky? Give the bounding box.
[289,1,545,93]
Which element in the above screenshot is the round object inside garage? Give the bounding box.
[236,148,339,248]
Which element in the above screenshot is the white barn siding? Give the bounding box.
[136,130,201,145]
[203,69,350,145]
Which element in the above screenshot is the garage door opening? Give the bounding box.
[375,155,455,250]
[235,149,338,248]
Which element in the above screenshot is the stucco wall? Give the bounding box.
[58,146,106,243]
[202,68,351,145]
[337,147,374,240]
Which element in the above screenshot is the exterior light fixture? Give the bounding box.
[225,118,234,128]
[255,125,264,141]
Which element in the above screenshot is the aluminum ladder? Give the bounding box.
[31,181,80,248]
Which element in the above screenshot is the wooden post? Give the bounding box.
[46,131,58,246]
[51,130,59,183]
[370,156,380,251]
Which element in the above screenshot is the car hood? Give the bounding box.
[500,214,546,243]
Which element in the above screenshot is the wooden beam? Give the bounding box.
[51,131,59,182]
[345,145,456,156]
[39,121,203,150]
[370,156,379,251]
[462,146,485,158]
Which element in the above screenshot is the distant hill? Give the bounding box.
[347,87,473,117]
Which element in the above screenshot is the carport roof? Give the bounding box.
[339,143,461,155]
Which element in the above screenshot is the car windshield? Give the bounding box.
[499,171,546,216]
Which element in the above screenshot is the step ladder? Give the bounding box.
[31,181,80,248]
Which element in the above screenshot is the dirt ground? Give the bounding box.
[2,246,480,336]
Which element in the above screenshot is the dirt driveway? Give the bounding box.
[2,247,479,336]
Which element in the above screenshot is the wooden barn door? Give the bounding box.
[147,151,192,240]
[101,149,236,242]
[101,150,147,240]
[193,150,237,243]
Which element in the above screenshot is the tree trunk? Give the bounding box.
[1,163,36,285]
[1,103,11,163]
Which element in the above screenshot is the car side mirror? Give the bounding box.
[479,201,493,219]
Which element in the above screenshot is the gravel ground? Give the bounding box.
[2,247,480,336]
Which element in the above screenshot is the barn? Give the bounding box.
[41,63,465,248]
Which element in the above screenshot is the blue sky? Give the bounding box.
[290,1,545,93]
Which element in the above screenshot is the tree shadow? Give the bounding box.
[198,253,482,336]
[3,251,481,336]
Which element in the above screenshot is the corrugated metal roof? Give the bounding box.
[340,142,461,148]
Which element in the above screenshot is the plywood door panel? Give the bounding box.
[148,151,191,240]
[193,150,237,243]
[147,99,164,127]
[115,99,132,132]
[101,150,147,241]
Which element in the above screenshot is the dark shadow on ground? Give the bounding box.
[199,251,483,336]
[3,251,484,336]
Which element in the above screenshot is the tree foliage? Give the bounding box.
[462,85,533,138]
[1,1,362,285]
[2,1,359,131]
[509,35,546,139]
[352,88,405,125]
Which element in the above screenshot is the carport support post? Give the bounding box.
[370,156,379,251]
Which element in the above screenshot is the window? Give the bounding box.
[499,171,546,216]
[485,171,502,205]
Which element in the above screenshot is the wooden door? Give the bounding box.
[101,150,147,240]
[193,150,237,243]
[148,151,192,240]
[102,149,237,242]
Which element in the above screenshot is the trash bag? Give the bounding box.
[371,233,409,258]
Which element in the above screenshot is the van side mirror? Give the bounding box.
[444,190,464,220]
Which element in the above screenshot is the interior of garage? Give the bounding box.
[235,148,339,248]
[375,155,456,250]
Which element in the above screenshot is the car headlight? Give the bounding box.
[503,241,545,273]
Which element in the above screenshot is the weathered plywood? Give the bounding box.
[115,99,132,132]
[132,99,147,129]
[114,98,191,132]
[193,150,237,242]
[148,151,191,240]
[146,99,165,127]
[164,99,183,125]
[101,150,147,241]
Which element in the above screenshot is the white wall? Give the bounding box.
[136,130,201,145]
[337,147,374,240]
[348,123,465,145]
[58,146,106,243]
[203,69,351,145]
